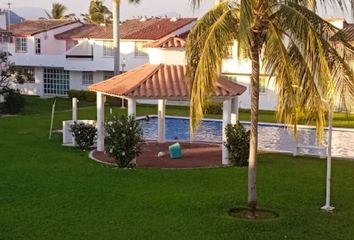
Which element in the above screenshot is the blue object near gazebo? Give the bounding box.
[169,143,182,159]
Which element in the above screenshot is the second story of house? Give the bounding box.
[9,19,84,66]
[8,17,197,72]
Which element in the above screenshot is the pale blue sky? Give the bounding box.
[0,0,353,21]
[0,0,215,19]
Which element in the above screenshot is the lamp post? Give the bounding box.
[321,98,335,212]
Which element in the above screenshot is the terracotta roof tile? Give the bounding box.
[144,35,186,48]
[55,18,196,40]
[10,19,81,36]
[88,64,246,99]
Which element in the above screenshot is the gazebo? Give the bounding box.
[88,64,246,165]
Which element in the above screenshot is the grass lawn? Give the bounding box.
[0,96,354,239]
[19,95,354,128]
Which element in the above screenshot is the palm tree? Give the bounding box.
[112,0,140,75]
[81,0,112,24]
[186,0,354,213]
[45,3,74,19]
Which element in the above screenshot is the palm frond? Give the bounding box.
[185,1,239,134]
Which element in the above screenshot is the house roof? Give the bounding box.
[66,40,93,59]
[144,35,186,48]
[88,64,246,99]
[10,19,81,36]
[331,23,354,41]
[55,18,196,40]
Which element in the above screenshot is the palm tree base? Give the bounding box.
[228,208,279,220]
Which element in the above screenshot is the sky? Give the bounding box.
[0,0,353,21]
[0,0,216,19]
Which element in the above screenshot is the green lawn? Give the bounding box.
[20,95,354,128]
[0,97,354,239]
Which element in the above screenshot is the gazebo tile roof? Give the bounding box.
[88,64,246,99]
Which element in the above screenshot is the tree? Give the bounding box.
[45,3,75,20]
[186,0,354,213]
[0,51,12,94]
[81,0,112,24]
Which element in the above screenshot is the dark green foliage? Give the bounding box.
[71,122,97,150]
[67,90,96,102]
[105,115,144,167]
[225,121,250,166]
[106,96,123,106]
[16,74,25,84]
[3,89,25,114]
[203,102,223,115]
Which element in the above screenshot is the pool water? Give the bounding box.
[139,117,354,159]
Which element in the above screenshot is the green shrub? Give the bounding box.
[71,122,97,150]
[67,90,85,100]
[106,96,123,106]
[204,102,223,115]
[224,121,250,166]
[84,91,96,102]
[105,115,144,168]
[3,89,25,114]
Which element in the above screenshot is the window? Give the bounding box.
[13,66,35,82]
[15,37,27,52]
[103,71,114,80]
[103,41,114,57]
[66,40,78,51]
[35,38,41,55]
[82,71,94,85]
[43,68,70,95]
[259,77,267,93]
[134,41,148,57]
[23,67,35,82]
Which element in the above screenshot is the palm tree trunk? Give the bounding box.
[248,44,260,212]
[112,0,120,75]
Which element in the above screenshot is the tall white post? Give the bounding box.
[321,102,334,211]
[158,99,166,143]
[231,97,239,124]
[97,92,105,151]
[72,98,78,121]
[112,0,120,75]
[127,98,136,116]
[222,99,232,165]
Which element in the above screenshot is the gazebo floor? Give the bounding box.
[91,141,223,169]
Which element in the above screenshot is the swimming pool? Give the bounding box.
[139,116,354,159]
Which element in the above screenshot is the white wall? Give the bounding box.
[69,71,105,90]
[148,48,185,65]
[0,13,6,30]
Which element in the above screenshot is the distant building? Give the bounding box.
[8,17,196,96]
[7,17,353,111]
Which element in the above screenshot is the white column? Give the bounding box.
[97,92,105,151]
[158,99,166,143]
[72,97,78,121]
[231,96,239,124]
[127,98,136,116]
[222,99,232,165]
[321,102,335,211]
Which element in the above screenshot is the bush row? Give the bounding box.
[204,102,223,115]
[67,89,123,105]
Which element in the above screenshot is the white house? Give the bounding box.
[145,34,278,110]
[8,17,197,96]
